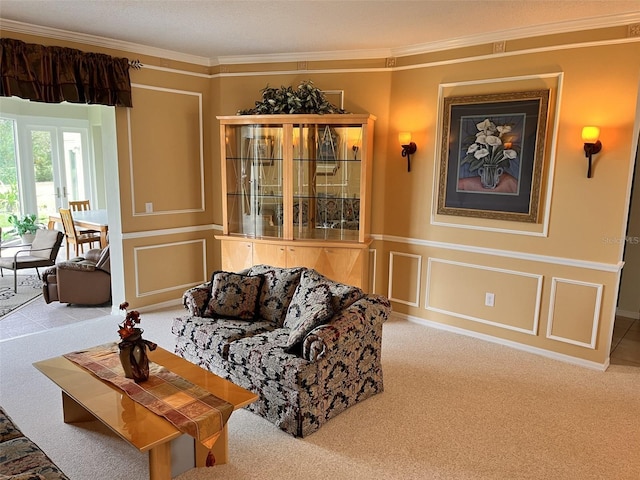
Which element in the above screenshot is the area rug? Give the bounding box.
[0,274,43,318]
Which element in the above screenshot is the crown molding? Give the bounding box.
[2,12,639,67]
[391,11,640,57]
[0,18,213,67]
[217,47,392,65]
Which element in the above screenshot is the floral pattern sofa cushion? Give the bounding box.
[203,271,264,320]
[173,266,391,437]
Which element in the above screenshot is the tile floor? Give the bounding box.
[0,244,113,341]
[0,295,113,341]
[610,315,640,366]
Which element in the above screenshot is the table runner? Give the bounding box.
[63,343,233,449]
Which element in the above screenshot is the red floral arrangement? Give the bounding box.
[118,301,142,340]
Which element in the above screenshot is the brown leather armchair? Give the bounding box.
[43,246,111,305]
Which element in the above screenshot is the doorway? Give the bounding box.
[612,131,640,365]
[0,97,104,240]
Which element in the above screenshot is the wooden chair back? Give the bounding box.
[59,208,79,242]
[59,208,99,259]
[69,200,91,211]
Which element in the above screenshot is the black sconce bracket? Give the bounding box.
[583,140,602,178]
[401,142,417,172]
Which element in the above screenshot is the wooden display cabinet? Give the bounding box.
[216,114,375,289]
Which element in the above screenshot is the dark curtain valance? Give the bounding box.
[0,37,133,107]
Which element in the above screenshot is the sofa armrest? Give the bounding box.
[302,294,391,362]
[84,248,103,263]
[182,282,211,316]
[56,259,97,272]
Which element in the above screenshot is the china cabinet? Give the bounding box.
[216,114,375,289]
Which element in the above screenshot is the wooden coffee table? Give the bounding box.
[33,346,258,480]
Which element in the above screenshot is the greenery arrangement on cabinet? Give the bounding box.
[238,80,346,115]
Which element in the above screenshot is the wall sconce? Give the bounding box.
[399,132,417,172]
[581,126,602,178]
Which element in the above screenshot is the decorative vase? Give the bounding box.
[478,164,504,189]
[20,233,36,245]
[118,330,153,383]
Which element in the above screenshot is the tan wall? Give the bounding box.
[384,39,639,368]
[3,25,638,367]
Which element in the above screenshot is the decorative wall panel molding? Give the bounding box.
[425,258,543,335]
[546,277,603,349]
[128,84,205,216]
[388,251,422,307]
[134,239,207,297]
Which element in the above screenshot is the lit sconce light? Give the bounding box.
[399,132,417,172]
[581,126,602,178]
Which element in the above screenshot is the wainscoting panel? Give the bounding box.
[128,84,205,216]
[388,251,422,307]
[134,240,207,297]
[546,277,603,349]
[425,258,542,335]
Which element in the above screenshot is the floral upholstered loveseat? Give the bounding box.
[172,265,391,437]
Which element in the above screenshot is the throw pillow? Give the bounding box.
[248,265,304,326]
[203,271,264,321]
[295,269,364,312]
[284,282,334,350]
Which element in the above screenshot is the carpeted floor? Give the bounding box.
[1,310,640,479]
[0,274,43,318]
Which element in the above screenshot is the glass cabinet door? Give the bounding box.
[292,123,363,241]
[224,124,284,238]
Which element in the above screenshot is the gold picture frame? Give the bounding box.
[437,89,550,223]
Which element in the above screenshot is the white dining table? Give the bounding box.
[48,209,109,248]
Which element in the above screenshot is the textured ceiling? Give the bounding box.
[1,1,639,62]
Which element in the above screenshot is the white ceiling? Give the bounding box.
[1,1,639,64]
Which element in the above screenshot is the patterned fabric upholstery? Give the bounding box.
[182,282,211,316]
[297,268,364,312]
[284,282,334,350]
[247,265,304,326]
[173,267,391,437]
[0,407,69,480]
[171,315,275,358]
[203,271,264,320]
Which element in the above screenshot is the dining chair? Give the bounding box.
[59,208,101,259]
[69,200,91,211]
[68,199,99,235]
[0,228,64,293]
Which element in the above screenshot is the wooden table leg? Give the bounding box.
[62,392,95,423]
[149,442,172,480]
[99,227,108,248]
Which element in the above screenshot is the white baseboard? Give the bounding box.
[391,311,609,371]
[110,298,183,316]
[616,308,640,320]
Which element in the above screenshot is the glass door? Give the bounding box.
[224,124,284,238]
[21,126,92,223]
[293,123,363,241]
[26,126,58,221]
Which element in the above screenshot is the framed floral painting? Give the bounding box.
[437,90,550,223]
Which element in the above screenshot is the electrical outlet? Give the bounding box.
[145,202,153,213]
[485,292,495,307]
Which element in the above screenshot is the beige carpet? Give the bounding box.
[1,309,639,479]
[0,274,43,318]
